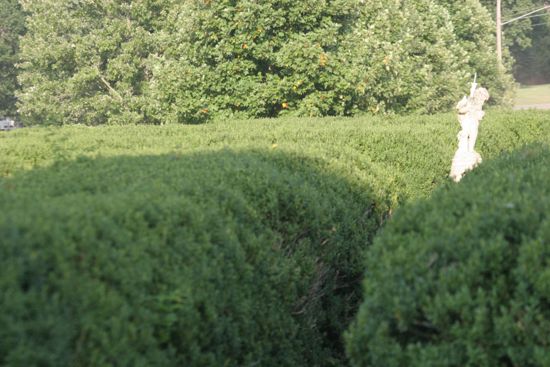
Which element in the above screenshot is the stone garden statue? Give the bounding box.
[449,74,490,182]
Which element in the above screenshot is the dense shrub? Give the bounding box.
[1,111,549,365]
[0,150,380,366]
[2,110,550,201]
[346,144,550,366]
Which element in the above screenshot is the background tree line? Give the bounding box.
[0,0,546,125]
[479,0,550,84]
[0,0,25,118]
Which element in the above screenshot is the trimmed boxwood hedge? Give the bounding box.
[0,150,381,367]
[346,144,550,367]
[2,111,550,366]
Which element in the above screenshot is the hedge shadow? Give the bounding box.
[0,148,385,367]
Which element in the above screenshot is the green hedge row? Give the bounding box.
[346,144,550,366]
[1,111,549,366]
[3,111,550,204]
[0,150,379,366]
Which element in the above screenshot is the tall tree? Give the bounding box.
[0,0,26,118]
[479,0,550,84]
[354,0,469,113]
[514,20,550,84]
[438,0,515,105]
[150,0,478,119]
[148,0,366,122]
[18,0,516,125]
[17,0,169,125]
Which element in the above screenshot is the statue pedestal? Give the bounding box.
[449,149,482,182]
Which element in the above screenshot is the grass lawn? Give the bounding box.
[515,83,550,105]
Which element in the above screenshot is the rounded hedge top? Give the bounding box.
[346,144,550,367]
[0,149,379,367]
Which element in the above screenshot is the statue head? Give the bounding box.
[473,87,489,104]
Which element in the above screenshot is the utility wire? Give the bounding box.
[504,12,550,23]
[502,5,550,25]
[505,4,549,18]
[521,12,550,19]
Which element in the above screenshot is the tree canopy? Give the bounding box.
[15,0,517,125]
[0,0,25,118]
[479,0,550,84]
[438,0,515,104]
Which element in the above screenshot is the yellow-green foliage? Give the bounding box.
[17,0,512,124]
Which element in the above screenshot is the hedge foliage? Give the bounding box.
[17,0,512,125]
[2,111,549,200]
[0,150,381,366]
[346,144,550,366]
[1,111,549,365]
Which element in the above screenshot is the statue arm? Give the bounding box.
[456,96,469,114]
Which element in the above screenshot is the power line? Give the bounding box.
[502,13,550,25]
[503,12,550,22]
[502,5,550,25]
[525,12,550,19]
[504,4,549,18]
[496,2,550,66]
[531,21,550,27]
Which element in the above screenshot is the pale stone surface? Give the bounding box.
[450,150,482,182]
[449,86,489,182]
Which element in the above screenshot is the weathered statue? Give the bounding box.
[449,75,490,182]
